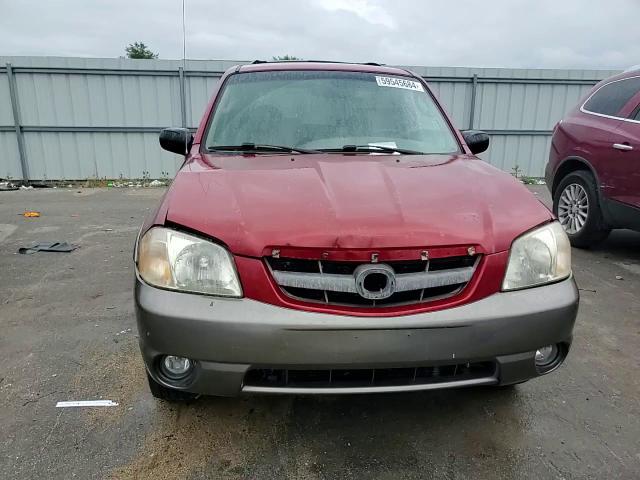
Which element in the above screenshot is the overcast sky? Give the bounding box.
[2,0,639,69]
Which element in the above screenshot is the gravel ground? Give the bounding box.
[0,185,639,479]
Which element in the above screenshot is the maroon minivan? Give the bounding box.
[546,68,640,247]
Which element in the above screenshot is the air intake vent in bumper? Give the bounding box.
[244,362,496,389]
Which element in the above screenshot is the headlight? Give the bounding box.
[502,221,571,291]
[137,227,242,297]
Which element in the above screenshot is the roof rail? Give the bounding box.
[250,60,383,66]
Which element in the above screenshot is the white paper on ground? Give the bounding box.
[56,400,119,408]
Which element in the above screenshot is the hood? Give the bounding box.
[163,153,552,257]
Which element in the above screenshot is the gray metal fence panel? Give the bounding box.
[0,69,23,181]
[477,134,553,175]
[0,132,21,180]
[185,74,223,127]
[427,80,473,129]
[0,73,13,125]
[14,72,183,127]
[0,56,620,180]
[22,131,182,180]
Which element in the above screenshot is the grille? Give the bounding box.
[266,255,479,307]
[244,362,496,389]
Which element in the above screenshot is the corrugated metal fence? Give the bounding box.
[0,56,619,181]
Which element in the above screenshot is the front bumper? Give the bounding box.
[135,276,579,396]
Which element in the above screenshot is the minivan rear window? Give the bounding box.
[583,76,640,117]
[205,70,460,154]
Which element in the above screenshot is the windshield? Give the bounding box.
[205,70,460,154]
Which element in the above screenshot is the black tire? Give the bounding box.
[553,170,610,248]
[146,372,198,402]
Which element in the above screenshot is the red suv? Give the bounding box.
[546,68,640,247]
[135,62,578,400]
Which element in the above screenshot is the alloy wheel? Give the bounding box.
[557,183,589,234]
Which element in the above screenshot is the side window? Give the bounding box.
[634,107,640,121]
[583,77,640,117]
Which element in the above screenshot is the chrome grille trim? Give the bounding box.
[272,266,474,293]
[267,255,480,308]
[273,271,359,292]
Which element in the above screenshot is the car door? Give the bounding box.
[581,75,640,209]
[610,91,640,209]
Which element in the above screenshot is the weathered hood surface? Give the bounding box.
[163,153,552,257]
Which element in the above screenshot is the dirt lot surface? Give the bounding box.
[1,185,639,479]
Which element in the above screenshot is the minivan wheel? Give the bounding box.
[553,171,610,248]
[146,372,198,402]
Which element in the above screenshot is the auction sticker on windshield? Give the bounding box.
[375,76,425,92]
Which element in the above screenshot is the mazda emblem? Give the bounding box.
[353,264,396,300]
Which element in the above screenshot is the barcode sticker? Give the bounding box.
[375,76,425,92]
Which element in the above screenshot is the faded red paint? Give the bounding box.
[165,153,550,256]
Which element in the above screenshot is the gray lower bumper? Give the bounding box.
[135,277,579,396]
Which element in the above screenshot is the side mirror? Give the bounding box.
[159,128,193,156]
[461,130,490,155]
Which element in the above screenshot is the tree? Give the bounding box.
[272,55,301,61]
[126,42,158,59]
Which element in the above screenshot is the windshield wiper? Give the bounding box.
[317,144,424,155]
[207,143,319,154]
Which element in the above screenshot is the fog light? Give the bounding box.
[535,345,559,367]
[160,355,192,379]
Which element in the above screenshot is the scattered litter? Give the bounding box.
[115,328,132,336]
[70,214,79,217]
[56,400,118,408]
[18,242,78,254]
[20,185,34,190]
[103,228,114,232]
[615,275,624,281]
[51,374,57,378]
[107,180,174,188]
[578,288,597,293]
[0,181,19,191]
[22,211,40,218]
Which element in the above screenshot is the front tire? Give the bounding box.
[553,170,610,248]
